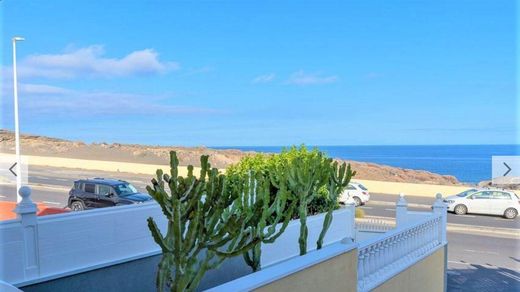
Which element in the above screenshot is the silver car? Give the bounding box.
[444,188,520,219]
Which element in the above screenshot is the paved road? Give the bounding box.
[447,232,519,291]
[362,193,519,229]
[1,166,151,207]
[1,166,519,291]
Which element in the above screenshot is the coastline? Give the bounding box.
[0,153,470,197]
[0,130,462,186]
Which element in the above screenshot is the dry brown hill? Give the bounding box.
[0,130,460,185]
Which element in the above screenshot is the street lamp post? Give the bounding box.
[12,36,24,202]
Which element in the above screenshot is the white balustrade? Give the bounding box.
[356,218,394,233]
[357,193,447,292]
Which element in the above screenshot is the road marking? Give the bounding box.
[384,208,395,211]
[448,261,471,266]
[0,195,6,198]
[55,178,68,182]
[360,206,373,209]
[33,176,49,180]
[463,249,499,255]
[42,201,62,205]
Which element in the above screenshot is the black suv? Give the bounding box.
[68,178,153,211]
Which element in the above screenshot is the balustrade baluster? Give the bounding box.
[358,251,365,291]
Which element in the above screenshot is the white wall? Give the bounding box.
[261,207,355,268]
[0,203,167,286]
[0,219,26,284]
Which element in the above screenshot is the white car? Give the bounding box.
[340,182,370,206]
[444,188,519,219]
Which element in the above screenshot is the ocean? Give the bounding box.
[214,145,520,184]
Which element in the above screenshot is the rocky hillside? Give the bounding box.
[0,130,460,185]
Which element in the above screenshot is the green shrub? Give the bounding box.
[227,146,339,216]
[227,145,355,256]
[307,185,340,216]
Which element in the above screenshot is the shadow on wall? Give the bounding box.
[448,264,520,292]
[21,253,251,292]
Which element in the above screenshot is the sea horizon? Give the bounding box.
[213,144,519,184]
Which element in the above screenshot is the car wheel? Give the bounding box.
[454,204,467,215]
[353,197,362,207]
[70,201,85,211]
[504,208,518,219]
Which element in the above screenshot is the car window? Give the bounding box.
[74,182,81,190]
[492,192,511,200]
[456,189,477,197]
[472,191,492,199]
[347,185,356,190]
[356,184,368,191]
[98,185,112,196]
[114,183,138,196]
[84,183,96,193]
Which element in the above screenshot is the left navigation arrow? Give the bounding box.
[9,162,17,177]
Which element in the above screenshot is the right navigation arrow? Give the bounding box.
[503,162,512,176]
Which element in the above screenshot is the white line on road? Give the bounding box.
[0,195,6,198]
[55,178,68,182]
[33,176,50,180]
[42,201,62,205]
[448,261,472,266]
[360,206,373,210]
[463,249,499,255]
[457,215,477,218]
[384,208,395,211]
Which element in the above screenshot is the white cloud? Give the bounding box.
[286,71,338,85]
[252,73,276,84]
[19,83,72,95]
[1,83,218,116]
[17,45,179,79]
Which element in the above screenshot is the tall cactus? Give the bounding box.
[147,151,264,292]
[316,161,356,249]
[241,168,297,271]
[286,151,330,255]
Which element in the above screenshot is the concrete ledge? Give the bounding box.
[206,241,357,292]
[373,244,447,292]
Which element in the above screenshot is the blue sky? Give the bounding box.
[0,0,517,146]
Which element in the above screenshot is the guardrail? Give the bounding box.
[357,194,447,292]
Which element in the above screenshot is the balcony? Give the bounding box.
[1,184,447,291]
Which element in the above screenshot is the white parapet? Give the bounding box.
[357,193,447,292]
[260,206,355,268]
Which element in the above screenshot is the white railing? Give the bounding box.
[356,218,394,233]
[357,194,447,292]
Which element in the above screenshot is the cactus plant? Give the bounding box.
[146,151,264,292]
[241,168,297,271]
[285,151,331,255]
[316,161,356,249]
